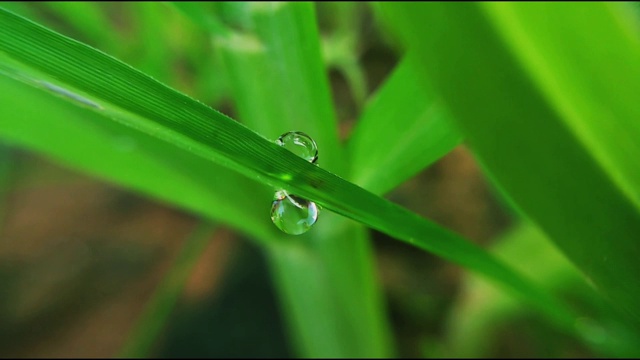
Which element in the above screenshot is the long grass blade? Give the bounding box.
[0,7,580,338]
[348,54,462,195]
[209,3,392,356]
[380,2,640,323]
[119,222,217,358]
[449,222,640,357]
[0,74,276,244]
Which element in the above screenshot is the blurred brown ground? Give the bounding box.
[0,155,238,357]
[0,138,507,358]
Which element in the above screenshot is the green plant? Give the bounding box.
[0,2,638,357]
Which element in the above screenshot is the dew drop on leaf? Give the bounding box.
[271,132,320,235]
[275,131,318,164]
[270,190,319,235]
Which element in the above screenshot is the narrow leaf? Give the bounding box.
[119,222,218,358]
[348,54,462,195]
[0,74,276,243]
[211,3,391,356]
[0,8,578,336]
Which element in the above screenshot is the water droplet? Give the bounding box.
[275,131,318,164]
[270,132,320,235]
[270,190,319,235]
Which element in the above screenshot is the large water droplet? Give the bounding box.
[275,131,318,164]
[270,190,319,235]
[270,132,320,235]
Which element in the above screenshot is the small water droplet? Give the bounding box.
[270,132,320,235]
[270,190,319,235]
[275,131,318,164]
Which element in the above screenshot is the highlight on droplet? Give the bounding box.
[275,131,318,164]
[270,190,319,235]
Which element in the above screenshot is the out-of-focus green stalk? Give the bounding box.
[118,222,217,358]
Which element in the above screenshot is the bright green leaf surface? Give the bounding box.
[0,74,275,243]
[0,7,579,343]
[42,2,117,52]
[171,2,230,37]
[215,2,343,174]
[381,2,640,322]
[0,2,38,21]
[129,2,173,84]
[348,54,462,195]
[449,222,640,357]
[210,3,392,356]
[318,2,367,108]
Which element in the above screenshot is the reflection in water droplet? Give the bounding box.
[270,190,319,235]
[271,131,320,235]
[275,131,318,164]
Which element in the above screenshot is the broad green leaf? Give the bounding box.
[0,7,579,343]
[348,54,462,195]
[120,222,217,357]
[381,2,640,322]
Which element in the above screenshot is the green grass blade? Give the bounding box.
[128,2,173,84]
[0,7,579,340]
[215,2,343,174]
[318,2,367,108]
[265,221,389,357]
[265,214,392,357]
[171,2,231,37]
[119,222,218,358]
[0,74,275,243]
[168,2,231,106]
[348,54,462,194]
[380,2,640,323]
[209,3,392,356]
[449,222,640,357]
[0,2,38,20]
[41,2,118,52]
[0,144,13,230]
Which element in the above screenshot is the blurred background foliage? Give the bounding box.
[0,1,638,358]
